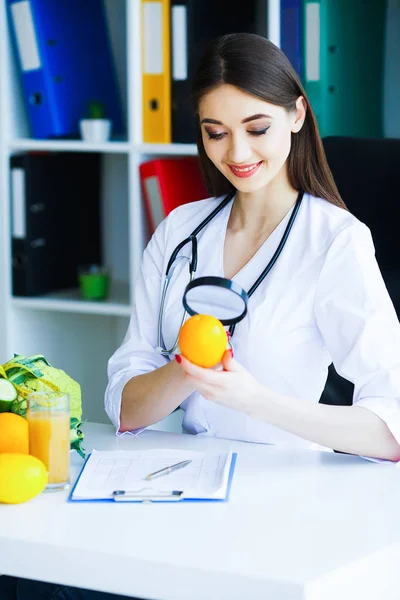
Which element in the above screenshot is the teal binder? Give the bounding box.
[303,0,386,138]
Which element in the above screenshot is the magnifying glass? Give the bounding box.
[182,276,249,327]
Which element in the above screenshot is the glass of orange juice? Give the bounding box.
[27,391,70,491]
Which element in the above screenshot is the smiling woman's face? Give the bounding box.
[199,84,305,194]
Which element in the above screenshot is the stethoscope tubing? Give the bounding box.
[157,190,304,353]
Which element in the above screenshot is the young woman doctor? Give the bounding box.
[3,30,400,600]
[106,32,400,462]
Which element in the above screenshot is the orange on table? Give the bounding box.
[178,314,227,368]
[0,412,29,454]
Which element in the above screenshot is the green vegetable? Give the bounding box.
[0,354,85,458]
[0,379,17,412]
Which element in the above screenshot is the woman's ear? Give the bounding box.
[291,96,307,133]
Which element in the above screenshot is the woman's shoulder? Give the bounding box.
[169,195,224,220]
[148,195,225,258]
[163,195,226,234]
[306,193,369,246]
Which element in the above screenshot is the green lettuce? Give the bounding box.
[0,354,85,458]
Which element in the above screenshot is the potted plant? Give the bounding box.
[79,100,112,143]
[78,264,109,300]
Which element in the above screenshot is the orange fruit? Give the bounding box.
[0,412,29,454]
[178,314,227,368]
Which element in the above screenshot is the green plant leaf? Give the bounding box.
[88,100,106,119]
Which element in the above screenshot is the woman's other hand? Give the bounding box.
[175,351,266,413]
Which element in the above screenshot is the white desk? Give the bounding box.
[1,422,400,600]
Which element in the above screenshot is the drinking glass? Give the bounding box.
[27,391,70,491]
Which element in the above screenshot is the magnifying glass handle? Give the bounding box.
[226,331,235,353]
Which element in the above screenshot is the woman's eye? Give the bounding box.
[249,127,270,136]
[206,127,270,141]
[207,132,226,141]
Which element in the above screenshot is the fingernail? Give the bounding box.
[175,355,182,364]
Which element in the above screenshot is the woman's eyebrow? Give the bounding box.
[242,113,272,124]
[200,113,272,125]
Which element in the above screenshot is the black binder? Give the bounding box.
[170,0,269,143]
[10,152,102,297]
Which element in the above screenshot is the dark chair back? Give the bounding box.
[319,136,400,406]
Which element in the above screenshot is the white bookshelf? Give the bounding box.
[11,280,131,317]
[137,143,198,155]
[8,139,132,153]
[0,0,197,425]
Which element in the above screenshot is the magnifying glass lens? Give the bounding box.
[183,277,248,326]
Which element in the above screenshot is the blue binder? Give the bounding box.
[6,0,124,139]
[280,0,303,78]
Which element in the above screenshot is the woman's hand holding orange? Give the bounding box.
[175,350,266,414]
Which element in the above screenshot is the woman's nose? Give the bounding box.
[227,135,252,164]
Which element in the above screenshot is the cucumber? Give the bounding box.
[0,379,18,412]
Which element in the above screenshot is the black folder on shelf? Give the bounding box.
[170,0,269,143]
[10,152,102,297]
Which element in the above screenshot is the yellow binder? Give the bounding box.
[142,0,171,143]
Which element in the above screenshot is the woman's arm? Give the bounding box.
[248,387,400,460]
[177,219,400,461]
[119,360,196,432]
[178,352,400,460]
[105,213,195,432]
[312,221,400,459]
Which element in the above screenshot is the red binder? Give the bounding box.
[139,157,208,234]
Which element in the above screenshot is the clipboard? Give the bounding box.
[68,450,237,504]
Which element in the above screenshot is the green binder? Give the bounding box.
[302,0,386,138]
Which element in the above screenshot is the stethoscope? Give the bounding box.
[156,190,304,356]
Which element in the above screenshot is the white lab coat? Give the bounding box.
[105,193,400,452]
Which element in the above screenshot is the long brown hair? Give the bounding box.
[190,33,347,210]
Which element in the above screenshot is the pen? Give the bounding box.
[145,459,192,481]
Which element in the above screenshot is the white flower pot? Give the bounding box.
[79,119,112,143]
